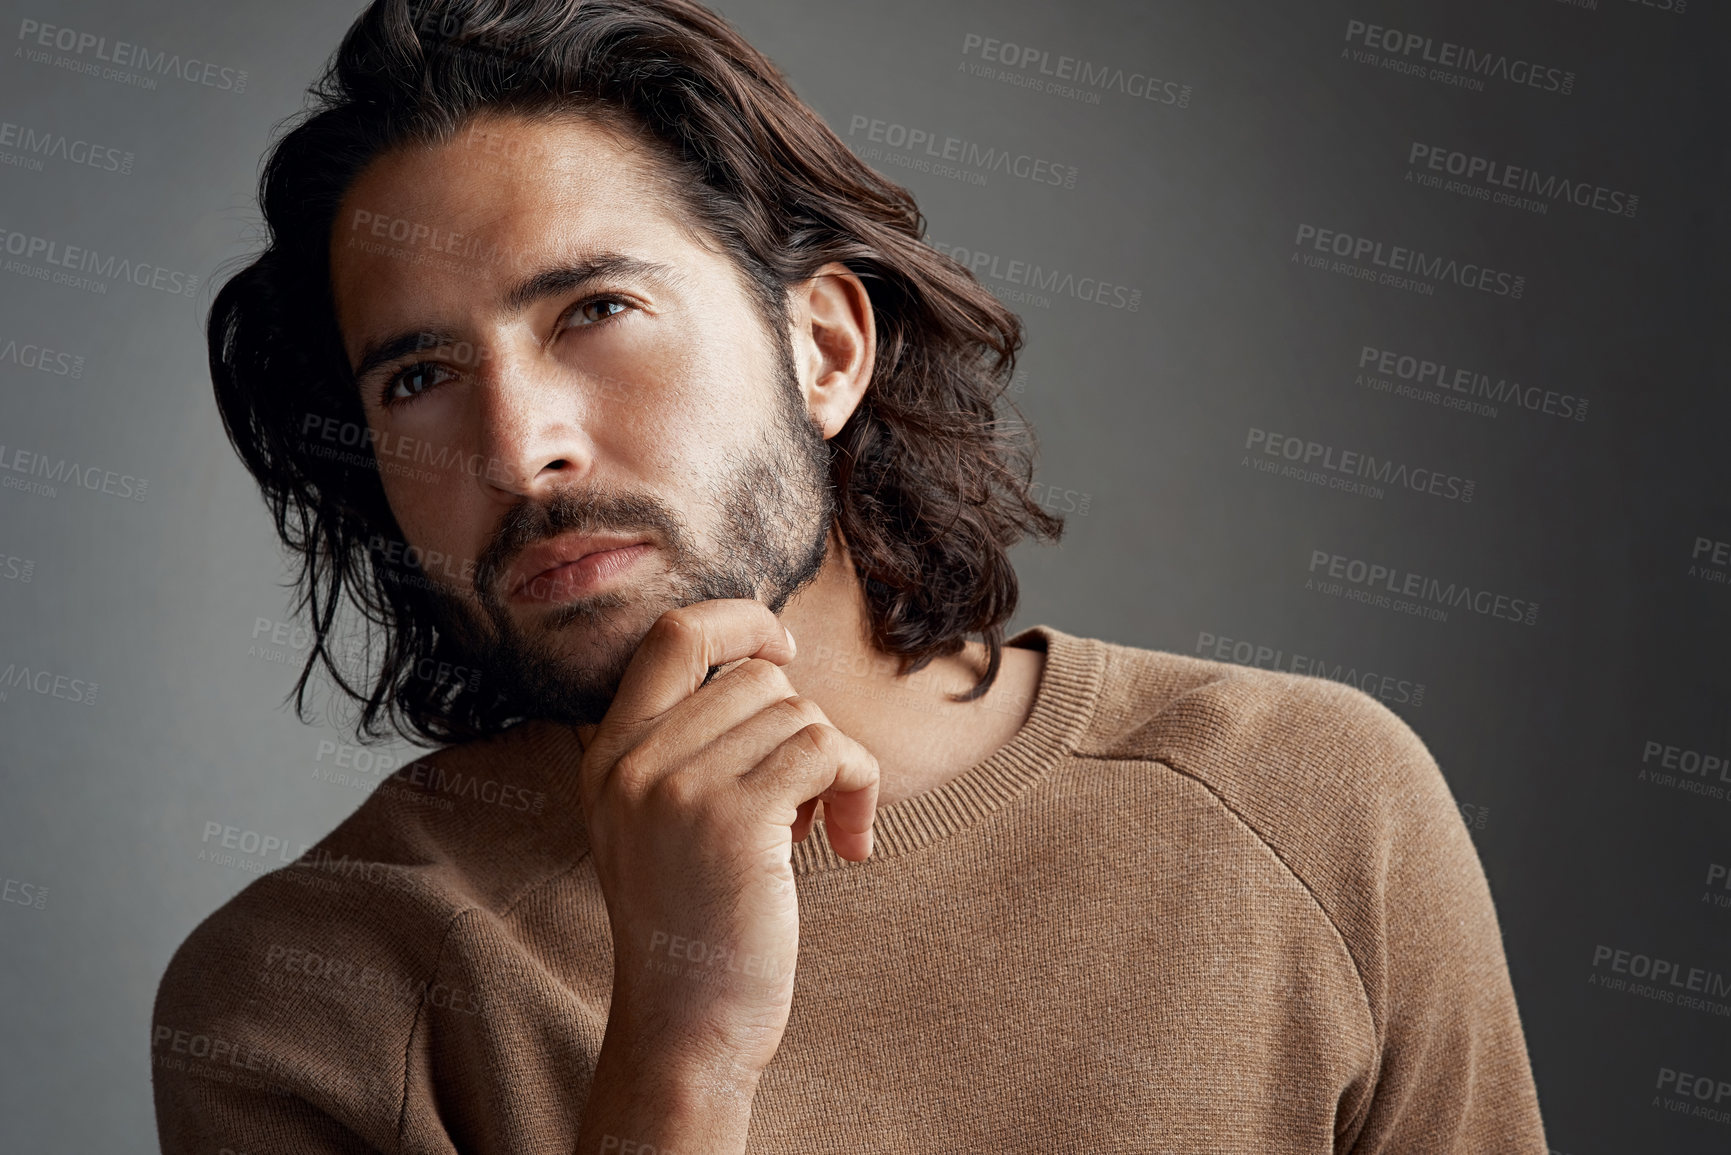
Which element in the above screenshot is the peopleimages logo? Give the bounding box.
[1406,143,1638,219]
[0,442,149,501]
[0,224,199,297]
[846,115,1079,189]
[1625,0,1687,15]
[1243,426,1476,503]
[0,118,134,175]
[150,1023,291,1093]
[1589,943,1731,1016]
[342,208,544,274]
[1194,630,1426,708]
[1655,1067,1731,1128]
[1689,536,1729,587]
[198,820,312,871]
[958,32,1194,108]
[0,333,84,379]
[1,873,47,911]
[15,18,248,93]
[1306,549,1539,627]
[1341,19,1575,95]
[258,942,486,1017]
[300,409,510,488]
[1357,345,1587,422]
[0,659,98,706]
[1641,739,1730,784]
[929,239,1141,312]
[1293,223,1525,298]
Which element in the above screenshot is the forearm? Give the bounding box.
[575,1019,763,1155]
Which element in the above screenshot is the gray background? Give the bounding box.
[1,0,1725,1151]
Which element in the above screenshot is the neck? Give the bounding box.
[574,528,1044,809]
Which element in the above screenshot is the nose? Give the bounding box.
[471,347,593,501]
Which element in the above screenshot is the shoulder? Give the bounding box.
[1066,626,1433,789]
[150,854,451,1147]
[152,719,587,1140]
[1052,629,1479,1004]
[1033,636,1543,1147]
[1071,630,1449,825]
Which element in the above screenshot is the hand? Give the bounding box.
[576,598,880,1084]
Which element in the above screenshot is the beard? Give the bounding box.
[419,340,836,727]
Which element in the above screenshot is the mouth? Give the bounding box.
[507,534,655,604]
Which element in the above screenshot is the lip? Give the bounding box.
[507,533,653,603]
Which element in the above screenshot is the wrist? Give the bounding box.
[604,978,784,1082]
[596,1008,769,1100]
[582,1028,763,1155]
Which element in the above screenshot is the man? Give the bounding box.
[154,0,1550,1151]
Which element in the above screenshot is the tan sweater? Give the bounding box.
[152,624,1548,1153]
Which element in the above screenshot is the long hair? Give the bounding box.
[209,0,1064,746]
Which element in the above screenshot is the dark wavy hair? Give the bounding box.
[208,0,1064,747]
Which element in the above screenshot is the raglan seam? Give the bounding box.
[1071,746,1387,1138]
[390,846,600,1150]
[394,905,473,1154]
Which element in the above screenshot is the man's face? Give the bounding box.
[328,112,835,725]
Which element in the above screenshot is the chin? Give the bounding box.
[525,594,663,660]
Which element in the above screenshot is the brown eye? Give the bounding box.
[386,362,457,404]
[570,297,631,327]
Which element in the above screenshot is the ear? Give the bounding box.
[787,261,875,439]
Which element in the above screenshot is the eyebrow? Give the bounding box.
[350,252,681,383]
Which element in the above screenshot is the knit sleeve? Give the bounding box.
[1311,688,1550,1154]
[150,1068,390,1155]
[148,871,463,1155]
[1143,666,1550,1152]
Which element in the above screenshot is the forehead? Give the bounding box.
[328,112,704,341]
[343,111,671,228]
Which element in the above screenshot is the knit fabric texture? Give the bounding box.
[152,624,1548,1153]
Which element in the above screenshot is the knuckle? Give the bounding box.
[738,658,788,693]
[778,695,827,727]
[647,770,704,812]
[792,722,838,762]
[610,748,656,795]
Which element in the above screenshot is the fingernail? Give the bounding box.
[783,625,797,656]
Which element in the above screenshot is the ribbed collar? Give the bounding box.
[790,623,1104,876]
[518,624,1104,876]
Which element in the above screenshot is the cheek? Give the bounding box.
[616,348,769,461]
[580,364,737,477]
[374,448,488,563]
[607,400,749,491]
